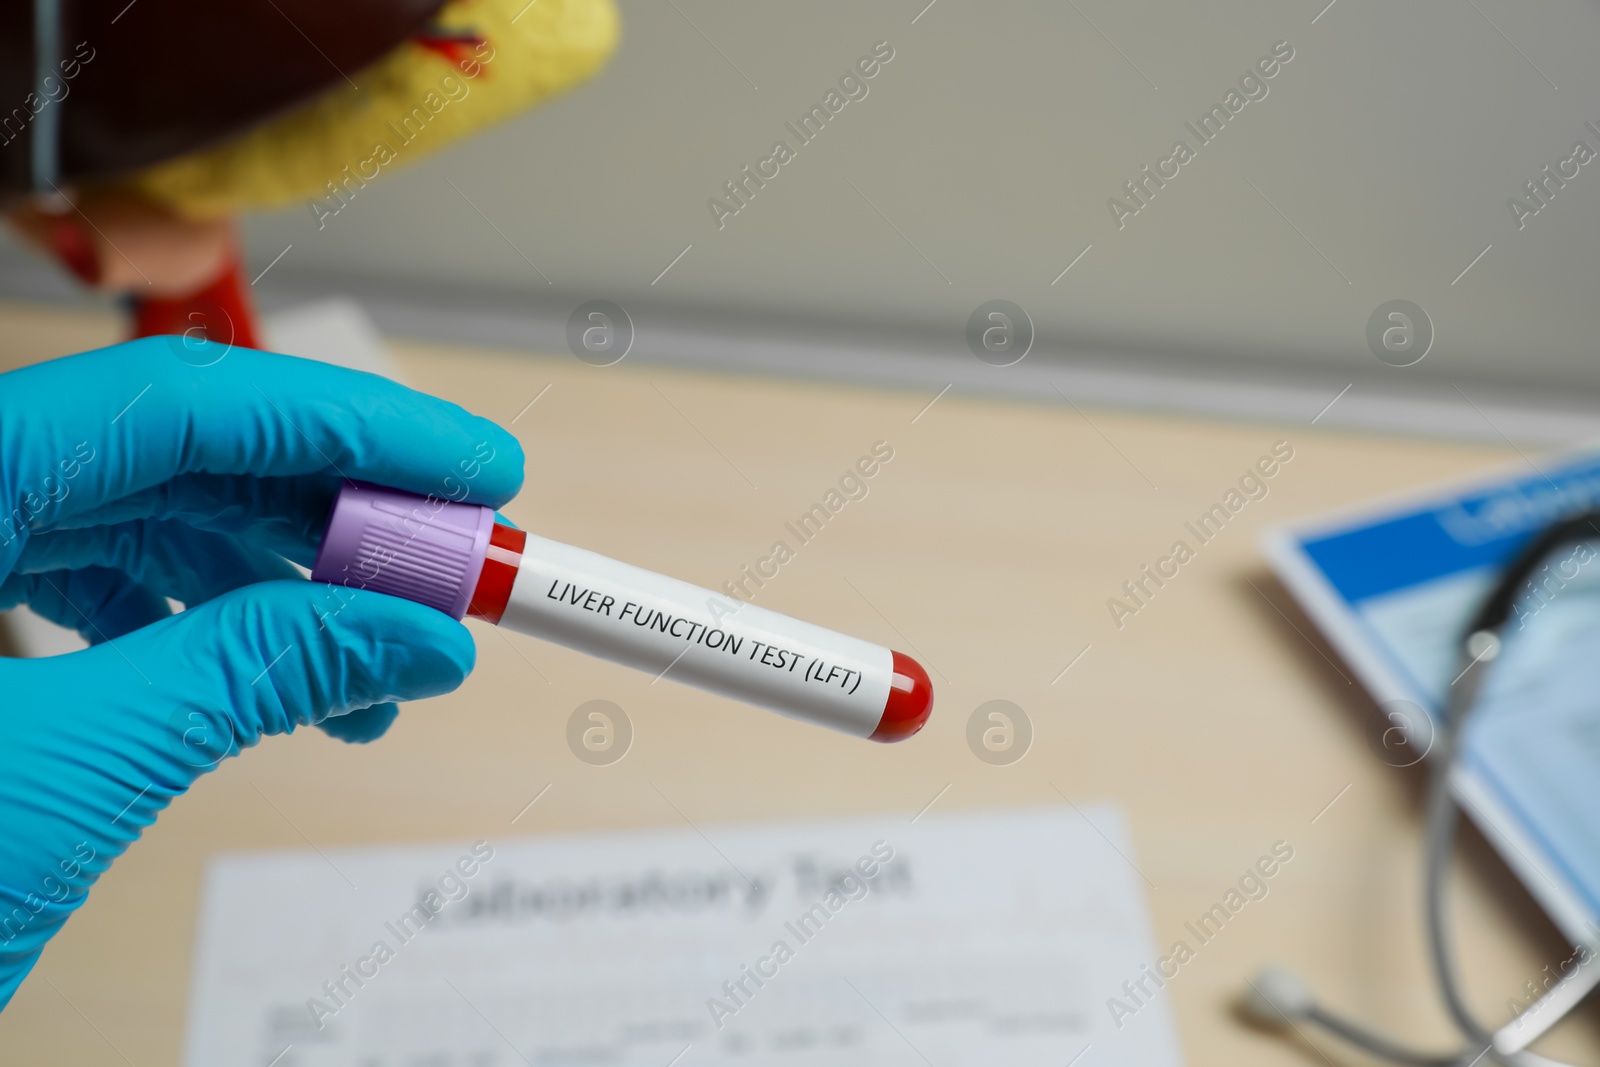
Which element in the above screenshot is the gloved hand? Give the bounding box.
[0,336,522,1008]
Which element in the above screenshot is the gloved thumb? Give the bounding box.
[102,580,475,788]
[0,582,475,1008]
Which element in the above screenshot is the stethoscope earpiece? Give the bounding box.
[1241,967,1316,1027]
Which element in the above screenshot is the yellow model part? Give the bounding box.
[120,0,618,219]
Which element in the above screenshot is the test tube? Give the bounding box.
[310,482,933,741]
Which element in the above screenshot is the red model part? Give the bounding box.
[870,650,934,742]
[130,247,264,351]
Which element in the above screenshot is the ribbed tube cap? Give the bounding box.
[310,482,493,620]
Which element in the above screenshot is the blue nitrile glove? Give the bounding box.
[0,336,523,1009]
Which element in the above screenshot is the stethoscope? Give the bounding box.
[1242,509,1600,1067]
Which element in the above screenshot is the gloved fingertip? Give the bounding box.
[317,702,400,743]
[474,430,526,509]
[132,582,480,743]
[319,590,478,704]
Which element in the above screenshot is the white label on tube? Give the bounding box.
[499,533,892,737]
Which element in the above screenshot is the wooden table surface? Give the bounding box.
[1,301,1595,1066]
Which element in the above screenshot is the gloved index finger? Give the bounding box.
[5,337,525,537]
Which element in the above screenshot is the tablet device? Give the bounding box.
[1263,449,1600,941]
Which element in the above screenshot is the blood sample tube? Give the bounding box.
[310,482,933,741]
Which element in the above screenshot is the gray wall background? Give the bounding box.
[6,0,1600,421]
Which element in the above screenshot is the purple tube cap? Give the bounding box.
[310,481,494,620]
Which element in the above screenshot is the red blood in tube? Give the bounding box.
[870,650,934,742]
[467,523,525,625]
